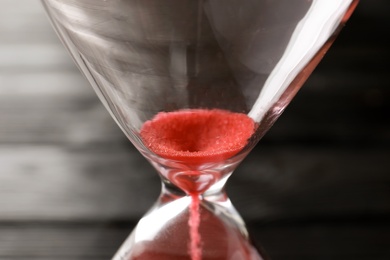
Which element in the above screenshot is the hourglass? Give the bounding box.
[40,0,358,259]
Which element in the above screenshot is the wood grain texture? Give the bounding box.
[1,144,389,222]
[0,0,389,259]
[0,223,388,260]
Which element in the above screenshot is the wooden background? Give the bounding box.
[0,0,389,259]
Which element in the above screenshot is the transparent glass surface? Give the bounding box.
[40,0,358,259]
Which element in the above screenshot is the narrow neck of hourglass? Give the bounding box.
[148,153,246,196]
[156,174,250,237]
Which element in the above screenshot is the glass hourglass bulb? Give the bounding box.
[40,0,359,259]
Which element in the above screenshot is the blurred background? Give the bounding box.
[0,0,389,259]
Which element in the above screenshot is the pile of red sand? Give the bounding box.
[140,109,255,164]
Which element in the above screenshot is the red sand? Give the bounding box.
[140,109,255,164]
[189,193,201,260]
[140,109,255,260]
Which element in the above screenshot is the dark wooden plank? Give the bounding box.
[0,94,122,145]
[0,2,60,45]
[0,1,74,72]
[0,145,159,221]
[231,146,390,221]
[253,223,390,260]
[1,70,388,145]
[0,223,388,260]
[1,144,389,222]
[0,223,130,260]
[0,44,77,73]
